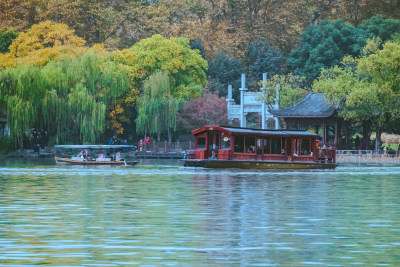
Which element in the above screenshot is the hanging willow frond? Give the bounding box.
[0,50,130,147]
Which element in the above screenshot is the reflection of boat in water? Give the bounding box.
[182,125,338,169]
[54,145,138,166]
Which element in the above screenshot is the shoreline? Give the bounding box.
[2,149,400,164]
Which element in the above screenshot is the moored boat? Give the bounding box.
[182,125,337,169]
[54,145,138,166]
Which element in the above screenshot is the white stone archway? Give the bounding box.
[226,73,279,129]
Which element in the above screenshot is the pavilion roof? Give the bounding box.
[269,93,335,118]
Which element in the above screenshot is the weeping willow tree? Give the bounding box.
[136,70,178,142]
[0,50,130,148]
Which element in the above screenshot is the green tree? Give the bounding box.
[207,51,243,102]
[247,40,283,89]
[288,16,400,84]
[0,28,18,53]
[287,19,359,83]
[129,34,208,104]
[313,39,400,151]
[136,71,178,142]
[0,50,130,148]
[258,74,308,110]
[114,34,208,138]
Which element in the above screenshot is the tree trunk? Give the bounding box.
[353,0,360,25]
[19,133,23,151]
[362,121,370,150]
[168,128,172,146]
[157,131,160,142]
[375,128,382,152]
[56,122,60,145]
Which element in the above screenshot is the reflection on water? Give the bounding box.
[1,158,400,266]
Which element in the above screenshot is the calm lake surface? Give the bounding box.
[0,157,400,266]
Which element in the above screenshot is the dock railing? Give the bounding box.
[138,141,194,153]
[337,149,400,163]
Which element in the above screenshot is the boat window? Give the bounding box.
[271,138,281,154]
[286,138,292,156]
[221,136,231,149]
[197,137,206,148]
[293,139,300,156]
[301,139,311,155]
[263,138,270,154]
[245,136,255,153]
[234,136,244,153]
[257,138,263,155]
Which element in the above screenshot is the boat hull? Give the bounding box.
[182,159,337,169]
[55,157,138,166]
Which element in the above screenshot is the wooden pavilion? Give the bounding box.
[270,93,350,148]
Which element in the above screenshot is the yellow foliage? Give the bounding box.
[113,49,140,79]
[3,21,87,67]
[0,53,16,68]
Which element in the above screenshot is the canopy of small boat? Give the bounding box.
[54,145,138,166]
[54,145,135,149]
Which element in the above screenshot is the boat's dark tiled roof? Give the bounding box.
[270,93,335,118]
[193,125,318,137]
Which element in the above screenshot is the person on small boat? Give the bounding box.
[116,151,122,161]
[81,150,87,160]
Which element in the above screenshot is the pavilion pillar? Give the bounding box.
[275,84,280,129]
[226,85,234,124]
[322,120,326,144]
[261,73,267,129]
[335,119,338,147]
[240,74,247,128]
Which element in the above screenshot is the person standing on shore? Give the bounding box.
[139,139,143,152]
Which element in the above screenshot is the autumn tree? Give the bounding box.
[313,39,400,151]
[0,21,87,68]
[176,90,228,134]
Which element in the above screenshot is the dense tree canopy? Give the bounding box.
[207,52,244,102]
[136,70,178,142]
[313,39,400,151]
[128,34,208,103]
[2,1,400,149]
[0,50,131,147]
[0,21,87,68]
[114,34,208,139]
[288,16,400,83]
[3,0,400,58]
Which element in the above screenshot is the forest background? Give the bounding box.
[1,0,400,151]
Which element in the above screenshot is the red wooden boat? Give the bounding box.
[182,125,337,169]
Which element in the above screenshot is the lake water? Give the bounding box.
[0,157,400,266]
